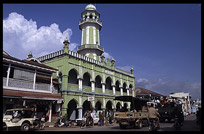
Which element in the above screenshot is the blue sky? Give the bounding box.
[3,4,201,99]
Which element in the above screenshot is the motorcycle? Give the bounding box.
[54,117,71,127]
[148,118,160,131]
[174,115,181,130]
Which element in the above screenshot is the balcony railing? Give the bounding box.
[83,85,92,92]
[3,77,51,91]
[95,87,102,94]
[35,83,50,91]
[115,91,121,96]
[105,89,113,95]
[8,78,33,89]
[67,83,79,91]
[78,44,104,52]
[79,19,102,26]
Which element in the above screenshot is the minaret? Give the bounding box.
[77,4,104,60]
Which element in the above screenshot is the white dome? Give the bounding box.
[85,4,96,10]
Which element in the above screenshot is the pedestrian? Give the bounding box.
[108,110,113,125]
[99,112,104,126]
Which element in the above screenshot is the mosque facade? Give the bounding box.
[37,4,135,120]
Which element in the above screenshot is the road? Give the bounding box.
[39,114,201,131]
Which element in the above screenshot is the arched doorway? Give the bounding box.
[123,103,128,112]
[82,100,93,116]
[67,99,78,120]
[95,101,102,111]
[106,100,113,111]
[116,102,122,111]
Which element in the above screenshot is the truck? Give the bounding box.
[113,96,149,129]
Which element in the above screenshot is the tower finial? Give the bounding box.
[63,37,69,53]
[27,51,33,59]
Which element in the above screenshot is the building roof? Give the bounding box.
[135,87,164,97]
[3,89,63,101]
[3,52,58,72]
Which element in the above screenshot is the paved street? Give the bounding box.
[40,114,200,131]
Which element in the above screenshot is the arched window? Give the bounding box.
[123,82,127,92]
[95,75,102,88]
[68,69,78,84]
[105,77,112,90]
[129,84,133,94]
[115,80,120,91]
[83,72,91,86]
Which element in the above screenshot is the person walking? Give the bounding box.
[99,112,104,126]
[108,110,113,125]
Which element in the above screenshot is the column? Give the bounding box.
[120,87,123,96]
[132,88,135,97]
[102,83,106,94]
[93,27,96,44]
[112,85,116,95]
[78,78,83,91]
[97,29,100,45]
[127,89,129,96]
[48,102,52,122]
[33,70,36,90]
[78,108,82,119]
[6,64,11,87]
[91,81,95,92]
[86,27,89,44]
[78,96,82,119]
[50,74,53,92]
[81,29,84,45]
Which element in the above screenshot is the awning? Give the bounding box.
[3,89,64,101]
[114,96,149,102]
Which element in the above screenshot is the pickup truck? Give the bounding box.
[113,96,149,129]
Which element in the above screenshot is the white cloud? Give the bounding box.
[136,78,149,83]
[3,12,78,59]
[103,52,112,60]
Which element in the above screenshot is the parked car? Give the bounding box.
[3,108,36,131]
[76,111,100,126]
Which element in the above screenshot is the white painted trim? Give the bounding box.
[3,86,52,94]
[81,29,84,45]
[97,29,100,45]
[86,27,89,44]
[93,27,96,44]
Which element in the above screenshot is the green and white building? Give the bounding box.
[37,4,135,120]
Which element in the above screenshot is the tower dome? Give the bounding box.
[85,4,96,10]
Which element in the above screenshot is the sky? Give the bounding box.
[3,4,201,99]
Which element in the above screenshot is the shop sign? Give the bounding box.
[88,96,95,101]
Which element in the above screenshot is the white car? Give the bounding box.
[76,111,102,125]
